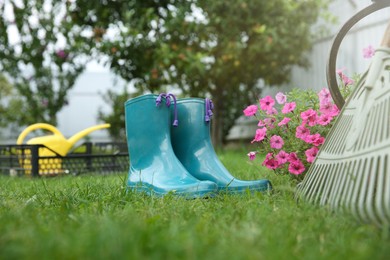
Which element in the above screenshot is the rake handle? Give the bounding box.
[381,20,390,47]
[326,1,390,109]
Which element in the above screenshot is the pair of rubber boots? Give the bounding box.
[125,93,271,198]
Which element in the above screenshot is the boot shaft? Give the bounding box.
[170,97,272,192]
[125,94,172,167]
[171,98,211,146]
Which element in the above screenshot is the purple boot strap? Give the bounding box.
[205,98,214,122]
[156,93,179,127]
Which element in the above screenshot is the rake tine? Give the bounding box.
[328,161,348,210]
[365,156,381,226]
[343,160,359,210]
[383,155,390,224]
[374,155,387,225]
[319,162,338,206]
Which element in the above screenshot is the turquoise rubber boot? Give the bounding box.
[171,98,272,193]
[125,94,217,198]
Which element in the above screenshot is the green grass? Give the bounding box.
[1,149,389,259]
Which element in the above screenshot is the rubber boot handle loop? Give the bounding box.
[205,98,214,122]
[156,93,179,127]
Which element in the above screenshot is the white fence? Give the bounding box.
[283,0,390,93]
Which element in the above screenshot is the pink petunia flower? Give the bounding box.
[262,154,280,170]
[276,150,289,165]
[251,127,267,143]
[247,151,257,161]
[258,120,266,127]
[288,160,305,175]
[264,159,280,170]
[278,117,291,127]
[266,107,278,115]
[301,109,317,127]
[296,125,310,140]
[319,103,339,117]
[305,133,325,146]
[264,152,273,161]
[337,68,354,86]
[318,88,331,104]
[305,133,319,144]
[275,92,287,104]
[270,135,284,149]
[243,105,258,116]
[56,50,68,59]
[264,118,276,129]
[281,102,296,114]
[312,136,325,146]
[336,67,346,76]
[305,147,319,163]
[259,96,275,111]
[288,152,299,163]
[341,73,354,86]
[317,113,333,126]
[329,104,340,117]
[362,45,375,59]
[319,101,333,115]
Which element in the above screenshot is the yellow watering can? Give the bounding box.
[16,123,110,176]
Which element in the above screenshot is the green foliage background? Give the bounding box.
[0,0,330,143]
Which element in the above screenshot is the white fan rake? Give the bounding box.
[296,2,390,227]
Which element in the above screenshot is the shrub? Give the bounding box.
[244,45,371,181]
[244,87,346,181]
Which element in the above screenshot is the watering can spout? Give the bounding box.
[67,124,111,147]
[17,123,111,157]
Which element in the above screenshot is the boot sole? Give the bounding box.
[127,182,217,199]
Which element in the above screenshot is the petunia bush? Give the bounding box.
[244,45,372,180]
[244,87,344,180]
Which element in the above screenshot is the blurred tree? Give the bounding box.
[97,88,128,142]
[68,0,192,92]
[0,73,26,140]
[79,0,327,145]
[97,86,143,141]
[159,0,329,144]
[0,0,180,139]
[69,0,193,141]
[3,0,326,143]
[0,0,87,126]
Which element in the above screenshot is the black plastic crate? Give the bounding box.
[0,142,129,177]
